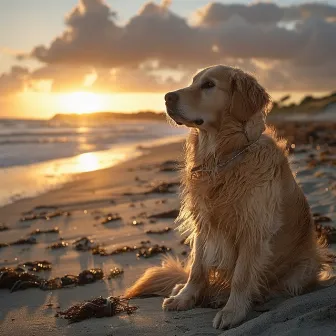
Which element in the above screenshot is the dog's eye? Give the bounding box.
[201,81,215,89]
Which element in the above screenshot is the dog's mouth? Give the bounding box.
[166,108,204,127]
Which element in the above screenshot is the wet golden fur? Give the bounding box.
[125,65,332,329]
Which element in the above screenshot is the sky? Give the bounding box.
[0,0,336,118]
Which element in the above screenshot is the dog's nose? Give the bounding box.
[165,92,179,105]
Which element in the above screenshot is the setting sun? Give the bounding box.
[59,91,108,114]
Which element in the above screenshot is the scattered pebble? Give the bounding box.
[131,220,144,226]
[101,214,122,224]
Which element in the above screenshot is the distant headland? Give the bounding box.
[50,91,336,123]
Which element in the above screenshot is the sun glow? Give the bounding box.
[59,91,108,114]
[77,153,100,172]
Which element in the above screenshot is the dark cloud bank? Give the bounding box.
[2,0,336,94]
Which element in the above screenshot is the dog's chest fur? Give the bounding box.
[179,131,288,271]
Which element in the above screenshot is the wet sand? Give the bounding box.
[0,122,335,336]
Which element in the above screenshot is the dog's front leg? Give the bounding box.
[163,234,206,311]
[213,240,270,329]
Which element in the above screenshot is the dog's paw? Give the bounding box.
[213,307,246,329]
[162,292,196,311]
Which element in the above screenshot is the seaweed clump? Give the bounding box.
[145,182,179,194]
[0,236,38,250]
[30,227,59,235]
[92,241,172,259]
[73,237,96,251]
[47,241,69,249]
[17,260,52,272]
[108,267,124,279]
[56,296,137,323]
[20,211,64,222]
[0,224,9,231]
[148,209,179,219]
[146,227,172,235]
[0,267,104,292]
[137,244,171,258]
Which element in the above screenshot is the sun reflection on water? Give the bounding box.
[77,153,100,172]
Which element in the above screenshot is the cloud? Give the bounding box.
[195,2,284,26]
[1,0,335,95]
[284,3,336,21]
[28,0,123,67]
[31,65,93,92]
[0,66,29,95]
[26,0,215,68]
[91,66,192,93]
[196,2,336,26]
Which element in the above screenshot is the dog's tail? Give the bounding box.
[125,256,190,298]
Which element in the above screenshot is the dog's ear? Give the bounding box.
[230,70,272,123]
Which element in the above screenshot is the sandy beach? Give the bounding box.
[1,122,336,336]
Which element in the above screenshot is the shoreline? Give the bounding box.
[0,133,186,208]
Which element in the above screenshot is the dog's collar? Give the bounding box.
[190,137,260,177]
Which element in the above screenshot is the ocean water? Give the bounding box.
[0,118,187,206]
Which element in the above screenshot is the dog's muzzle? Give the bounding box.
[164,91,204,126]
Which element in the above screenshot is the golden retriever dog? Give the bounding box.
[125,65,332,329]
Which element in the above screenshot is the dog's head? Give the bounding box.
[165,65,272,140]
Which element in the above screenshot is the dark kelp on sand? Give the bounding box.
[144,182,180,194]
[17,260,52,272]
[108,267,124,279]
[0,236,37,249]
[20,211,65,222]
[145,227,172,234]
[30,227,60,235]
[92,242,172,259]
[47,241,69,249]
[74,236,172,258]
[148,209,179,219]
[136,244,171,258]
[56,296,137,323]
[0,224,9,231]
[0,267,104,292]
